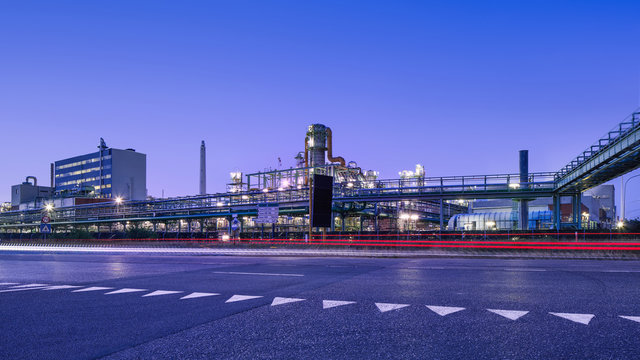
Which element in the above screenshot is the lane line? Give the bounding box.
[0,286,49,293]
[487,309,529,320]
[41,285,82,291]
[619,315,640,323]
[104,288,147,295]
[271,297,305,306]
[225,294,263,303]
[323,300,356,309]
[549,312,594,325]
[376,303,409,313]
[142,290,183,297]
[503,268,547,272]
[180,292,220,300]
[72,287,114,292]
[213,271,304,277]
[426,305,466,316]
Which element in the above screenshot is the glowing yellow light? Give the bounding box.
[617,221,624,228]
[115,197,123,205]
[410,214,419,221]
[242,195,249,200]
[508,183,520,189]
[221,234,230,241]
[216,202,224,207]
[347,182,354,188]
[262,188,269,193]
[44,203,54,211]
[486,221,496,227]
[399,213,410,220]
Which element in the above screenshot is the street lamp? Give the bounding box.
[621,173,640,222]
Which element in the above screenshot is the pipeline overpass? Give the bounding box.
[0,109,639,234]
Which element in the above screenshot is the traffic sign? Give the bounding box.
[41,216,50,224]
[255,205,279,224]
[40,224,52,233]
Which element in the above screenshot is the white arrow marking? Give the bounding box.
[42,285,83,291]
[142,290,183,297]
[72,287,114,292]
[104,288,147,295]
[0,282,19,286]
[549,312,594,325]
[323,300,356,309]
[9,283,48,288]
[271,297,305,306]
[180,292,220,300]
[619,315,640,323]
[426,305,466,316]
[225,294,263,303]
[376,303,410,313]
[487,309,529,320]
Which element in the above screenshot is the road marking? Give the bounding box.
[426,305,466,316]
[619,315,640,323]
[225,294,263,303]
[323,300,356,309]
[0,282,19,286]
[0,286,49,293]
[503,268,546,272]
[104,288,147,295]
[376,303,410,313]
[271,297,305,306]
[41,285,82,291]
[142,290,183,297]
[549,312,594,325]
[180,292,220,300]
[487,309,529,320]
[72,287,114,292]
[9,283,48,288]
[213,271,304,277]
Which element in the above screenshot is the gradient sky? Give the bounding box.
[1,1,639,218]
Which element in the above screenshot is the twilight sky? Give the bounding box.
[1,0,639,218]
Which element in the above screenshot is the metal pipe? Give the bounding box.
[25,176,37,187]
[325,127,346,166]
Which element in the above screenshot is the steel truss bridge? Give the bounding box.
[0,109,639,234]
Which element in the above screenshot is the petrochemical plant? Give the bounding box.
[1,108,639,239]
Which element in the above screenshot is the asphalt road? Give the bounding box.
[0,252,639,359]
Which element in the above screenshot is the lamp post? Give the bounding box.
[621,173,640,222]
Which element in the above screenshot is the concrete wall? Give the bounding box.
[11,183,53,207]
[110,149,146,200]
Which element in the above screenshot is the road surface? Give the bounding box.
[0,252,639,359]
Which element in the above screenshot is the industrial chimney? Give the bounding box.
[199,140,206,195]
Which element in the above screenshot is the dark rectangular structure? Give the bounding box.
[311,174,333,227]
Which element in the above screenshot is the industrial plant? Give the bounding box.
[1,109,639,239]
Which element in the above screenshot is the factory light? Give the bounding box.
[216,202,224,207]
[486,221,496,228]
[508,183,520,189]
[115,197,123,205]
[399,213,410,220]
[262,188,269,193]
[617,221,624,229]
[347,182,354,188]
[221,234,230,241]
[44,203,54,212]
[241,195,249,200]
[410,214,419,221]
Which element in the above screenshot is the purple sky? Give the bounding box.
[1,1,639,218]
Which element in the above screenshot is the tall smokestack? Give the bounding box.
[200,140,206,195]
